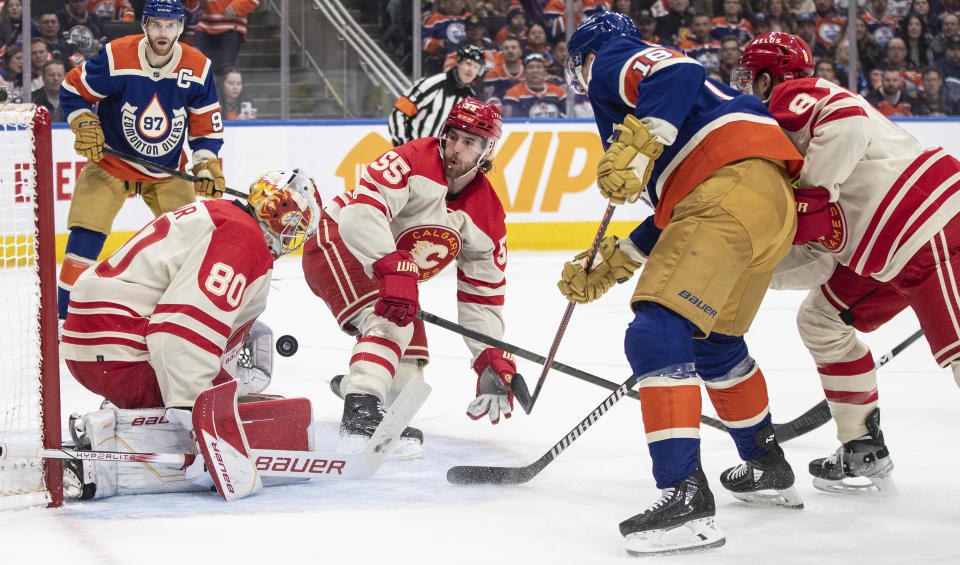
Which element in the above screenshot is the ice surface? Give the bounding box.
[3,251,958,563]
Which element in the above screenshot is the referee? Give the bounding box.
[388,45,484,147]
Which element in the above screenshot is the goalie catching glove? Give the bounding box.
[596,114,664,205]
[467,348,516,424]
[70,111,104,162]
[558,236,646,304]
[191,150,227,198]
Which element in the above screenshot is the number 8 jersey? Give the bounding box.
[61,200,274,407]
[61,34,224,182]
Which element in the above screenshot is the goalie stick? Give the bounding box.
[445,330,926,485]
[101,147,247,199]
[1,380,431,481]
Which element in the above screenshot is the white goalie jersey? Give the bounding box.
[769,77,960,284]
[326,136,509,359]
[60,200,275,407]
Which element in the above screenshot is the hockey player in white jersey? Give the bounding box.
[303,98,515,458]
[735,32,960,492]
[60,169,321,501]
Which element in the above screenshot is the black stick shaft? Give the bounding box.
[102,147,247,198]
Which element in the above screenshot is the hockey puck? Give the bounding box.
[276,335,299,357]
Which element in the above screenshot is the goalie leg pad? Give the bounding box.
[193,380,263,501]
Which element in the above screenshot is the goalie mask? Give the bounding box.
[438,98,502,175]
[248,169,321,258]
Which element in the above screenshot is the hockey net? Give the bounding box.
[0,104,62,509]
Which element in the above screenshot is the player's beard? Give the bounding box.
[147,34,176,59]
[443,151,479,179]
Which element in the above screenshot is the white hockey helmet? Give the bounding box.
[248,169,321,257]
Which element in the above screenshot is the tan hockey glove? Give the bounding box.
[558,236,645,304]
[70,111,104,162]
[191,155,226,198]
[596,114,664,205]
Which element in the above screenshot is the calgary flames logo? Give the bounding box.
[254,180,312,236]
[819,202,846,252]
[396,225,462,281]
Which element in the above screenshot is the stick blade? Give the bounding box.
[446,464,538,485]
[511,373,533,414]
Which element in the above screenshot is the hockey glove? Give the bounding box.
[467,347,516,424]
[558,236,645,304]
[70,111,104,162]
[372,251,420,327]
[596,114,664,205]
[191,152,226,198]
[793,187,833,245]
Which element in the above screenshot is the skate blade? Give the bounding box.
[624,517,726,556]
[337,434,423,461]
[812,475,896,494]
[730,486,804,509]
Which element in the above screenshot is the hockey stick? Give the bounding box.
[1,381,431,481]
[519,203,617,414]
[101,146,247,199]
[447,375,639,485]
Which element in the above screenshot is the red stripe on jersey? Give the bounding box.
[808,91,855,137]
[824,389,879,405]
[817,351,875,376]
[348,193,390,217]
[359,335,404,360]
[457,290,505,305]
[66,312,148,336]
[61,334,149,351]
[350,352,397,375]
[456,269,506,289]
[849,149,940,270]
[154,303,232,338]
[813,105,868,132]
[769,79,833,132]
[68,300,142,318]
[145,322,222,357]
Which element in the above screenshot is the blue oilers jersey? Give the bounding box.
[587,36,802,228]
[61,35,223,182]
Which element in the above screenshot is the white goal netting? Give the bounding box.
[0,104,56,509]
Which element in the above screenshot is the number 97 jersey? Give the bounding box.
[60,200,275,407]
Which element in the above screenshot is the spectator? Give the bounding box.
[936,33,960,103]
[37,11,85,69]
[31,60,67,122]
[636,9,663,44]
[194,0,259,76]
[838,17,884,73]
[423,0,471,59]
[908,0,934,32]
[873,36,924,95]
[88,0,136,22]
[752,12,773,36]
[711,0,753,44]
[219,66,257,120]
[888,0,912,20]
[931,12,959,58]
[914,64,960,112]
[478,0,512,17]
[931,0,960,33]
[815,56,843,84]
[443,14,501,71]
[864,0,899,47]
[833,36,872,94]
[657,0,694,46]
[483,35,523,107]
[767,0,795,33]
[866,67,918,114]
[543,0,603,40]
[1,0,38,49]
[524,21,553,63]
[813,0,847,50]
[502,52,566,117]
[180,0,202,46]
[58,0,106,59]
[547,37,566,77]
[495,2,527,45]
[30,38,53,84]
[680,13,722,71]
[901,13,935,67]
[796,12,832,59]
[0,45,26,101]
[717,35,742,85]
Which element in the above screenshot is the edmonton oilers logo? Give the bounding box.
[396,225,462,281]
[820,202,847,252]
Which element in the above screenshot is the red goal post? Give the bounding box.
[0,103,62,509]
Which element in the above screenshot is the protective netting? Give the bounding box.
[0,104,50,509]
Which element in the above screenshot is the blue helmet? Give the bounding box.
[142,0,185,21]
[565,11,639,93]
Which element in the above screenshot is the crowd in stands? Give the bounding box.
[394,0,960,117]
[0,0,257,120]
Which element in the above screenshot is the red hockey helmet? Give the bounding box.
[442,97,503,144]
[733,32,814,94]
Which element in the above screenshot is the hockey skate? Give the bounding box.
[719,423,803,508]
[340,393,424,460]
[619,468,725,556]
[809,408,894,493]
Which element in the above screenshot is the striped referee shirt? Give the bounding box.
[388,68,478,147]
